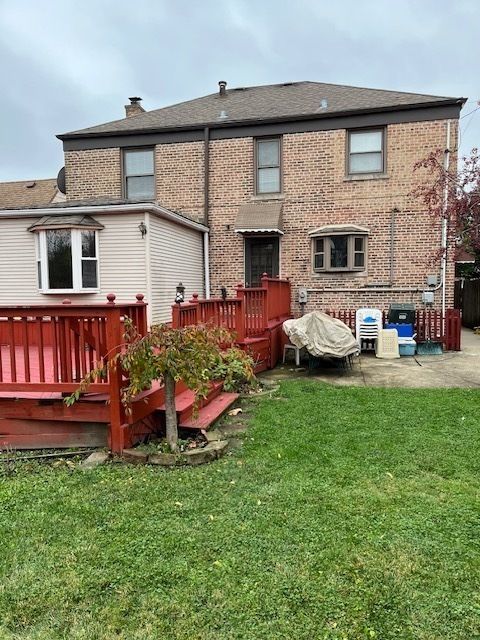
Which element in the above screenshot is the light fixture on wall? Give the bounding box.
[138,221,147,237]
[175,282,185,304]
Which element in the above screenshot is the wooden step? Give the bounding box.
[179,392,238,430]
[156,381,223,422]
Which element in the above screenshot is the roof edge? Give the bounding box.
[0,202,209,233]
[57,97,466,141]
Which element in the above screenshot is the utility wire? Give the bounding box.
[460,105,480,119]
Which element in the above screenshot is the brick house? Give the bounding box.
[0,81,466,320]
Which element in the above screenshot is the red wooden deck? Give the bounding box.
[172,274,292,372]
[0,278,292,453]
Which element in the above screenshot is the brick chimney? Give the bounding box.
[125,97,145,117]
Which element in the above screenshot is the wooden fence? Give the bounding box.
[325,308,462,351]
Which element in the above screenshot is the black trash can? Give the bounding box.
[387,303,415,325]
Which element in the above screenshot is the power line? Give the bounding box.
[461,105,480,119]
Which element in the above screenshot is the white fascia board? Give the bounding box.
[0,203,209,233]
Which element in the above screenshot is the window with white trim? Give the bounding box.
[312,234,367,272]
[36,228,99,292]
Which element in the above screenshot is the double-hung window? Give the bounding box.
[33,226,100,293]
[255,138,281,194]
[124,148,155,200]
[347,129,385,175]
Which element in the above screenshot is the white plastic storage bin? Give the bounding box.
[375,329,400,359]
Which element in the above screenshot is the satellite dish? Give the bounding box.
[57,166,66,194]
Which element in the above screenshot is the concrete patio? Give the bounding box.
[261,329,480,389]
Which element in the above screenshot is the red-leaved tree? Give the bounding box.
[413,148,480,272]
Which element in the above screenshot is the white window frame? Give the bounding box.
[36,228,100,294]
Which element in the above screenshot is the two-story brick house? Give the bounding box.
[0,81,466,321]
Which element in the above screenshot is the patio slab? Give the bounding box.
[261,329,480,389]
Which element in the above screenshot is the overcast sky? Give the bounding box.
[0,0,479,182]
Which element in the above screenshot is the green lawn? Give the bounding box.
[1,381,479,639]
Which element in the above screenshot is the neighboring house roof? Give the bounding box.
[0,178,64,209]
[59,81,465,139]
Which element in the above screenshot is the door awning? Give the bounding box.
[235,202,283,234]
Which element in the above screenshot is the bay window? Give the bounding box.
[311,226,368,273]
[36,228,99,292]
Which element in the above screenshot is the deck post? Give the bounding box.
[135,294,148,335]
[261,273,270,330]
[171,304,181,329]
[105,304,124,454]
[234,284,246,342]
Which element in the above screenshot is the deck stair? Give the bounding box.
[155,381,238,430]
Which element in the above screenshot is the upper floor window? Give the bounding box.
[347,129,385,175]
[255,138,281,194]
[35,228,99,293]
[124,149,155,200]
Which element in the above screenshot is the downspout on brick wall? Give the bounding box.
[203,126,211,298]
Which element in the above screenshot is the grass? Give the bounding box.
[1,380,479,639]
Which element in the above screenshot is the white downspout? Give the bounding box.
[144,211,153,327]
[203,231,210,298]
[441,120,451,326]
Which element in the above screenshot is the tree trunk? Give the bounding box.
[164,372,178,453]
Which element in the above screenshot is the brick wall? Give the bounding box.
[207,120,458,313]
[155,141,204,222]
[65,148,122,200]
[63,118,458,313]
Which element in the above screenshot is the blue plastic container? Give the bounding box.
[385,323,414,338]
[399,342,416,356]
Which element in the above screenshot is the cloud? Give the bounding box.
[0,0,478,180]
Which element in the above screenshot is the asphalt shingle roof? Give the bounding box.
[0,179,60,209]
[60,81,463,139]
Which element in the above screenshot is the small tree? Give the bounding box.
[66,322,254,452]
[413,147,480,270]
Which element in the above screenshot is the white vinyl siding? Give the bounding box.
[148,214,204,324]
[0,213,146,306]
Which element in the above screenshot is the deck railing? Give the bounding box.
[0,294,148,453]
[171,274,292,341]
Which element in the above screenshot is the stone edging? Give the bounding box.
[121,439,229,467]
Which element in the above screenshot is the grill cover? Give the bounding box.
[283,311,359,358]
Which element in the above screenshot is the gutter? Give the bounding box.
[0,202,209,234]
[144,211,153,327]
